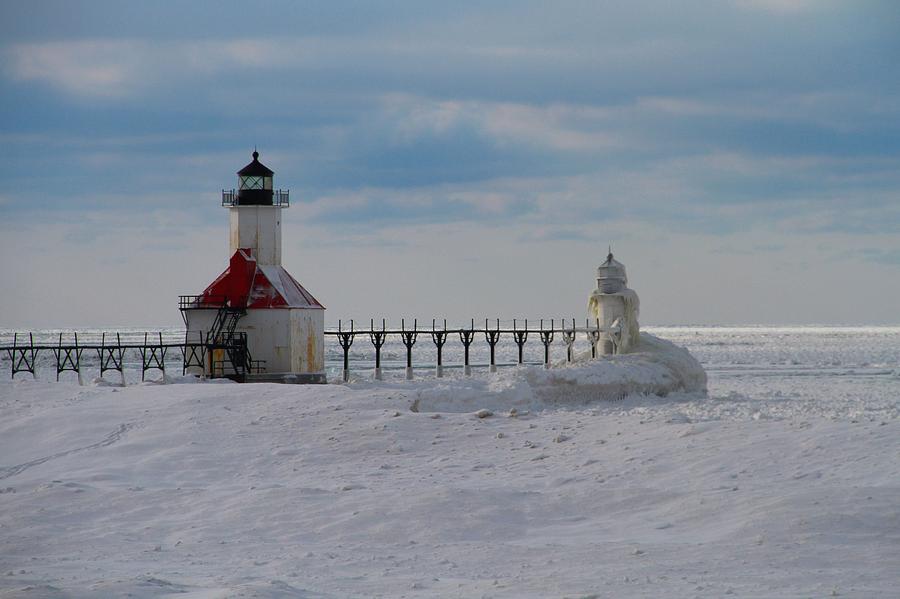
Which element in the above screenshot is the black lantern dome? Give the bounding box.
[236,150,275,205]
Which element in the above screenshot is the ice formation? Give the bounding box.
[412,332,708,413]
[588,251,641,354]
[411,252,704,413]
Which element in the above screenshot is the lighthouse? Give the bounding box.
[588,251,640,355]
[180,150,326,383]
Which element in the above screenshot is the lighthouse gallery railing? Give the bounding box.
[221,189,290,207]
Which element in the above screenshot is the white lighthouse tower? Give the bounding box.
[181,150,326,383]
[588,250,640,355]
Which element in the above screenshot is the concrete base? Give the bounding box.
[405,367,413,380]
[464,365,472,376]
[243,372,327,384]
[436,365,444,378]
[374,367,383,381]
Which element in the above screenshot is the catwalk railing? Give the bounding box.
[0,331,264,382]
[326,318,617,382]
[1,318,618,383]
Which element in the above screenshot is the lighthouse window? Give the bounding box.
[240,175,264,190]
[263,176,273,190]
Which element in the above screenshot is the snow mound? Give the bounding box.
[413,332,707,413]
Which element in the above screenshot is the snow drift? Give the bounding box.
[413,332,707,413]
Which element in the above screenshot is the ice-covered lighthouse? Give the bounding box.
[180,150,326,383]
[588,250,640,355]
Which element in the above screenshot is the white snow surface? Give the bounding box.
[1,328,899,598]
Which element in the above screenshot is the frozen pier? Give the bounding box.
[0,331,262,382]
[327,318,616,382]
[1,318,618,383]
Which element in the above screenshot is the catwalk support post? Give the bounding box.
[369,319,386,380]
[563,319,577,363]
[485,318,501,373]
[539,319,555,369]
[7,332,38,380]
[400,319,418,380]
[587,318,601,360]
[98,332,127,385]
[53,332,84,384]
[431,319,448,378]
[512,319,528,365]
[140,332,168,382]
[459,319,476,376]
[337,320,355,383]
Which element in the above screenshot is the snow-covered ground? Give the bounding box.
[1,327,899,598]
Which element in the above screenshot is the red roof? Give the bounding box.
[198,249,324,309]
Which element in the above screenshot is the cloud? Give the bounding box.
[7,40,142,97]
[297,185,538,229]
[6,36,594,99]
[857,248,900,267]
[4,38,324,98]
[380,94,620,152]
[516,227,594,244]
[733,0,818,14]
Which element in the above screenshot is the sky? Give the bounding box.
[1,0,899,327]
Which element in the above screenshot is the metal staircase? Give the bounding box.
[207,303,245,345]
[179,296,265,380]
[206,304,266,379]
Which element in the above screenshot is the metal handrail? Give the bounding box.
[273,190,290,206]
[178,295,247,310]
[325,318,618,382]
[221,189,290,207]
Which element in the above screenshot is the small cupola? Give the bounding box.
[596,250,627,293]
[236,150,275,205]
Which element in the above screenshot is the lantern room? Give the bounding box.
[596,251,628,293]
[236,150,275,205]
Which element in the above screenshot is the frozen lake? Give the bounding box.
[3,326,898,411]
[1,325,898,597]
